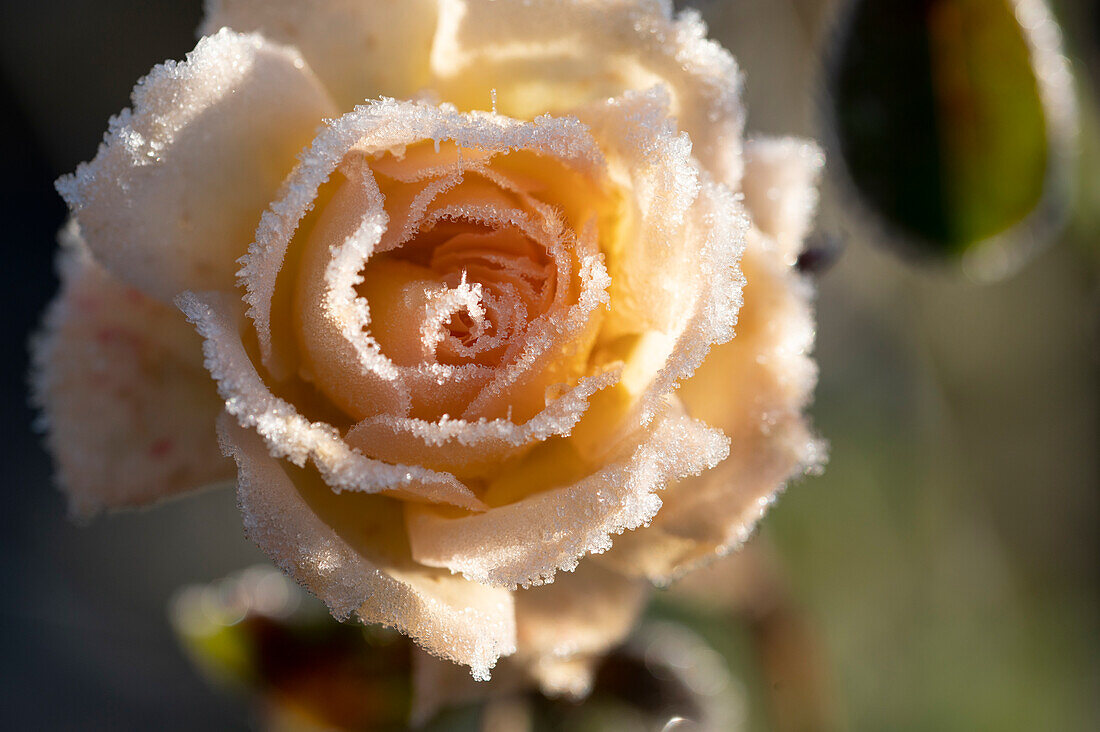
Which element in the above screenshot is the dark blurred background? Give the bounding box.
[0,1,1096,729]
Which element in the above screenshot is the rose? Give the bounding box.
[33,0,823,696]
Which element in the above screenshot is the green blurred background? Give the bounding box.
[0,1,1096,729]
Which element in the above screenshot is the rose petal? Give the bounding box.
[178,291,486,511]
[404,406,730,588]
[513,562,649,697]
[411,651,526,727]
[30,224,233,518]
[202,0,440,106]
[681,235,818,440]
[219,416,516,680]
[431,0,746,186]
[56,29,338,302]
[410,564,649,715]
[602,237,824,582]
[742,138,825,263]
[289,164,415,418]
[344,367,620,479]
[240,97,617,453]
[240,97,603,374]
[597,419,821,583]
[576,90,747,437]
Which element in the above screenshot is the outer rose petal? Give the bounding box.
[682,236,818,441]
[742,138,825,262]
[31,225,233,518]
[599,137,825,582]
[601,236,823,582]
[201,0,440,107]
[513,562,649,697]
[404,406,730,588]
[219,417,516,680]
[410,651,524,727]
[432,0,746,187]
[56,29,338,302]
[409,564,647,720]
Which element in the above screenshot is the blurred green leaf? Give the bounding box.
[826,0,1076,276]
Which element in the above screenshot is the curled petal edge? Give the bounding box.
[219,416,516,680]
[178,291,486,511]
[405,406,731,589]
[56,28,338,302]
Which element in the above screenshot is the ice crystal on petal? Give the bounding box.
[221,417,515,678]
[178,291,486,511]
[742,138,826,263]
[55,29,337,302]
[405,408,730,588]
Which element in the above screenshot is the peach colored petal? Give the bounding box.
[404,406,729,589]
[682,236,818,440]
[239,98,603,374]
[240,97,618,451]
[457,223,611,422]
[514,562,649,697]
[742,138,825,263]
[431,0,745,186]
[289,157,611,426]
[290,165,414,419]
[31,224,233,518]
[344,367,620,479]
[56,29,338,303]
[577,90,747,437]
[178,291,486,511]
[202,0,440,106]
[597,420,821,583]
[603,236,824,583]
[219,417,516,679]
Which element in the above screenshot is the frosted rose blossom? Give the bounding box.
[34,0,824,694]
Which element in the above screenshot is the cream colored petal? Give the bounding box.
[575,90,747,442]
[409,563,648,716]
[56,29,338,303]
[30,224,232,518]
[219,417,516,680]
[404,407,729,589]
[201,0,440,106]
[602,237,823,583]
[597,419,821,583]
[289,164,415,418]
[681,235,817,440]
[742,138,825,263]
[178,291,486,511]
[513,562,649,697]
[431,0,745,186]
[411,650,526,727]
